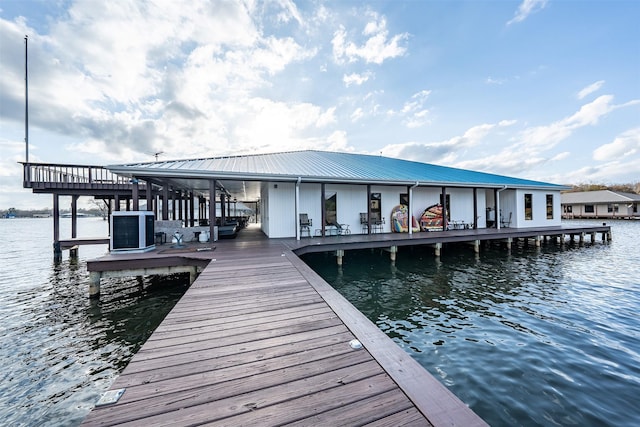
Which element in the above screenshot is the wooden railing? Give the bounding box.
[22,162,130,188]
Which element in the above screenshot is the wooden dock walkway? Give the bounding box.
[81,228,487,426]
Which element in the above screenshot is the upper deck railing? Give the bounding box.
[22,162,133,191]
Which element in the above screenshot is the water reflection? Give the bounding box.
[2,262,188,426]
[302,228,640,427]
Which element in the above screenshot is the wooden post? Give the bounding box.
[336,249,344,265]
[89,271,101,298]
[433,242,442,257]
[189,192,195,227]
[171,190,176,220]
[473,187,478,229]
[162,186,169,220]
[389,246,397,262]
[209,180,217,241]
[321,183,326,237]
[132,180,139,211]
[220,193,226,224]
[71,194,78,239]
[146,180,153,212]
[366,184,372,234]
[535,236,542,247]
[53,193,61,259]
[189,266,197,284]
[441,186,447,231]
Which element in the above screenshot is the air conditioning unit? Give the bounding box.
[110,211,155,252]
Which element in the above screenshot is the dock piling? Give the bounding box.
[389,245,397,262]
[89,272,101,298]
[432,242,442,257]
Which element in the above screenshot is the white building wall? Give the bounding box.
[262,182,296,238]
[370,185,403,233]
[410,187,488,229]
[260,182,563,237]
[498,190,517,227]
[513,189,562,228]
[326,184,368,233]
[299,183,322,234]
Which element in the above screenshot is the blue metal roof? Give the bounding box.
[109,150,566,189]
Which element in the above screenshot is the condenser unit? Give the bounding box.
[110,211,155,252]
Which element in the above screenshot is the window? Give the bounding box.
[546,194,553,219]
[400,193,409,205]
[524,193,533,220]
[325,193,337,225]
[607,204,619,213]
[564,205,573,213]
[585,205,594,213]
[370,193,381,222]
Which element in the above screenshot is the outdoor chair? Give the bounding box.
[315,221,350,237]
[371,213,385,233]
[299,213,312,237]
[327,221,350,236]
[360,212,369,233]
[501,211,512,228]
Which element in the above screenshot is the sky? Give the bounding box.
[1,0,639,209]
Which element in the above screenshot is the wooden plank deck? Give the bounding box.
[285,224,612,255]
[81,227,487,426]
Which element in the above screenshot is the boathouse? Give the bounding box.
[561,190,640,219]
[106,150,567,240]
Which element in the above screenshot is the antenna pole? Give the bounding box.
[25,35,29,163]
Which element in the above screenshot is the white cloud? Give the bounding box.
[343,71,373,87]
[331,13,408,65]
[518,95,621,151]
[386,90,432,128]
[486,76,506,85]
[577,80,605,99]
[551,151,570,161]
[593,128,640,161]
[351,107,364,122]
[453,99,640,179]
[507,0,548,26]
[378,120,513,164]
[560,157,640,184]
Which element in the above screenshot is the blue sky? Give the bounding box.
[1,0,638,209]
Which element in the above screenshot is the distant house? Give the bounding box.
[561,190,640,219]
[108,150,569,239]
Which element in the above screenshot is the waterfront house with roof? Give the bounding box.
[107,150,568,240]
[561,190,640,219]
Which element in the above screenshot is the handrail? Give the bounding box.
[21,162,130,186]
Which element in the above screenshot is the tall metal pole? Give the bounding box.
[24,35,29,163]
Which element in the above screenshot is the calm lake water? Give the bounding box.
[303,219,640,427]
[0,218,189,426]
[1,218,638,426]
